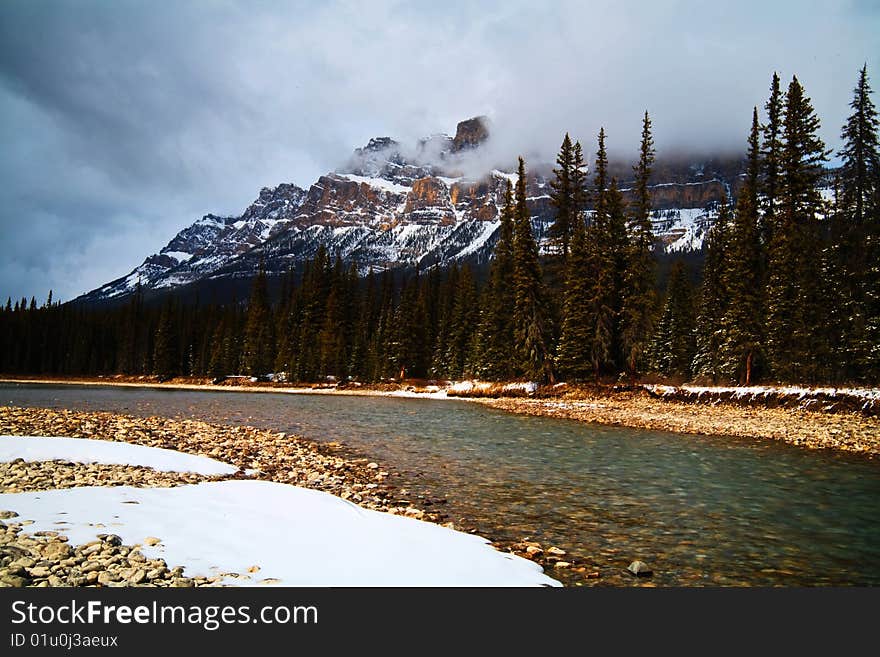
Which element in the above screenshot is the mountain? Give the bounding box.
[77,116,736,304]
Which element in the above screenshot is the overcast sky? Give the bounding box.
[1,1,878,303]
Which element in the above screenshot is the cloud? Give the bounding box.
[1,0,877,302]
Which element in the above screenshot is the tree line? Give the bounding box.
[1,67,877,386]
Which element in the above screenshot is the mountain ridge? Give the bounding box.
[77,116,736,304]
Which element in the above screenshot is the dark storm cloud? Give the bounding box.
[1,0,877,302]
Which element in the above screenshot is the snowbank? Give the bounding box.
[644,384,880,415]
[2,481,557,587]
[0,436,557,586]
[0,435,237,476]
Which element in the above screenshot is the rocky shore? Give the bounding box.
[0,406,590,586]
[480,390,880,456]
[1,517,217,588]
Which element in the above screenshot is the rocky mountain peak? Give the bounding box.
[452,116,490,152]
[76,114,742,305]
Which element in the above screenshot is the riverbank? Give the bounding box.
[0,406,585,585]
[478,393,880,456]
[3,376,879,457]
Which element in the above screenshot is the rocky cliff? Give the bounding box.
[77,117,734,303]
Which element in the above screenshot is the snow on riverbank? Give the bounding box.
[0,436,558,587]
[0,435,238,476]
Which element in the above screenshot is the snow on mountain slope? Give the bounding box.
[77,116,736,303]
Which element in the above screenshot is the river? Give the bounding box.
[3,382,879,586]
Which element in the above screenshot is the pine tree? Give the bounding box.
[512,157,553,381]
[693,194,731,381]
[549,134,575,258]
[836,65,880,380]
[474,180,516,379]
[558,129,615,380]
[153,299,178,379]
[318,257,350,379]
[572,140,588,223]
[721,111,765,384]
[766,76,830,381]
[648,260,695,378]
[622,111,657,377]
[557,207,593,379]
[391,272,428,379]
[839,65,880,227]
[242,266,274,376]
[592,127,630,374]
[447,264,478,378]
[761,72,784,248]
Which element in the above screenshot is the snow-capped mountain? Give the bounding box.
[78,117,731,303]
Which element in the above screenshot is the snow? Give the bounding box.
[0,435,238,476]
[492,169,518,185]
[654,208,713,253]
[503,382,539,395]
[449,221,499,259]
[338,174,412,195]
[0,436,557,587]
[646,384,880,401]
[160,251,193,263]
[437,176,463,188]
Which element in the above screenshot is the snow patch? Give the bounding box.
[2,480,558,586]
[0,435,237,476]
[338,174,411,195]
[159,251,193,263]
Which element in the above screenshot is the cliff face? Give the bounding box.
[452,116,490,152]
[77,116,742,304]
[621,180,727,210]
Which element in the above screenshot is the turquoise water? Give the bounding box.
[3,383,879,586]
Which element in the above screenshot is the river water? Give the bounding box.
[3,383,879,586]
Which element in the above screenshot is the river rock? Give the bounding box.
[2,574,28,587]
[627,561,653,577]
[128,569,147,585]
[97,571,119,585]
[43,542,72,560]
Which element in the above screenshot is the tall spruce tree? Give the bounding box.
[512,157,553,381]
[692,194,731,381]
[549,134,575,258]
[572,140,589,222]
[153,299,179,379]
[647,260,696,378]
[474,180,516,379]
[721,110,765,384]
[839,65,880,226]
[836,65,880,380]
[622,111,657,377]
[594,132,631,374]
[761,72,784,248]
[447,264,478,378]
[557,207,593,379]
[766,76,829,381]
[580,128,618,379]
[242,265,274,376]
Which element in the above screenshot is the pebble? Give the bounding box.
[0,521,212,589]
[627,561,653,577]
